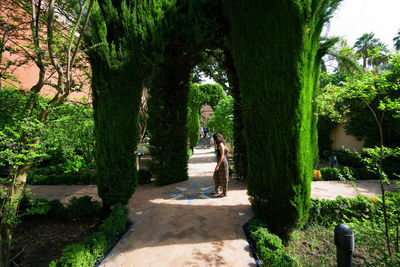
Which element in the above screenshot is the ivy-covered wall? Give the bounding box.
[223,0,341,238]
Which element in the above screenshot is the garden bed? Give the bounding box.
[10,215,100,267]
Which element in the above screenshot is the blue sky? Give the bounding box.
[326,0,400,51]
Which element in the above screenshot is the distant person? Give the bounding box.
[211,133,229,197]
[200,126,204,138]
[203,126,208,138]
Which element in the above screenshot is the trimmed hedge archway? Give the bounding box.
[87,0,341,238]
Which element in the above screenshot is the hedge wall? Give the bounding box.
[187,84,201,148]
[225,49,247,181]
[223,0,341,238]
[87,0,167,208]
[148,46,194,185]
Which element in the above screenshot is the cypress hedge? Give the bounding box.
[222,0,341,238]
[225,49,247,181]
[187,83,201,148]
[86,0,167,209]
[148,52,192,185]
[147,0,226,186]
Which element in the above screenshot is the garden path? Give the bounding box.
[27,147,397,266]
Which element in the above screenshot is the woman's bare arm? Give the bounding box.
[215,143,225,171]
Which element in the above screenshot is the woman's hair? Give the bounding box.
[213,133,225,145]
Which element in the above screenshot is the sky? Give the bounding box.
[325,0,400,51]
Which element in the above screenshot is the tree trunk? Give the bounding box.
[0,164,30,267]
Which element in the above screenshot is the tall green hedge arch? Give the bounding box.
[223,0,341,238]
[86,0,170,211]
[187,83,226,148]
[87,0,341,239]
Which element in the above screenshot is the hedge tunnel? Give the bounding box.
[87,0,342,238]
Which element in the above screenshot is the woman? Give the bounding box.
[211,133,229,197]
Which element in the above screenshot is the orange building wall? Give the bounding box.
[330,124,365,152]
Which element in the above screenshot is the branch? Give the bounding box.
[70,0,95,67]
[66,0,88,86]
[47,0,65,101]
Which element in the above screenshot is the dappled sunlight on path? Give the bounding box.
[100,147,256,266]
[26,148,398,266]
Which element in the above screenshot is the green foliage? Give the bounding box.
[18,196,101,220]
[343,55,400,147]
[0,89,45,171]
[187,148,193,159]
[232,82,247,181]
[223,0,342,238]
[247,219,294,266]
[318,166,378,181]
[0,88,95,178]
[308,193,400,263]
[197,83,226,110]
[187,83,226,147]
[26,172,97,185]
[207,95,233,142]
[148,52,190,186]
[66,196,101,219]
[38,101,95,174]
[309,195,376,226]
[86,0,166,206]
[50,204,128,267]
[187,83,201,148]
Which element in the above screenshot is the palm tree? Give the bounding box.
[368,42,390,70]
[354,32,380,69]
[393,29,400,51]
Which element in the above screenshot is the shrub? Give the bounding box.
[318,167,379,181]
[27,172,97,185]
[247,219,294,266]
[66,196,101,219]
[319,167,341,180]
[138,170,152,184]
[187,148,193,159]
[18,196,101,220]
[309,195,376,226]
[50,204,129,267]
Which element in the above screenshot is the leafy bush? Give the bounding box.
[318,167,379,181]
[308,193,400,263]
[138,170,152,184]
[50,204,129,267]
[318,167,341,180]
[206,95,233,142]
[247,219,294,266]
[323,148,364,167]
[309,195,375,226]
[66,196,101,219]
[187,148,193,159]
[19,196,101,220]
[27,172,97,185]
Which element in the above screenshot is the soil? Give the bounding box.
[10,215,100,267]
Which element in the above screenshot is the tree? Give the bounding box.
[322,39,363,75]
[354,33,381,69]
[393,29,400,51]
[344,53,400,256]
[223,0,342,239]
[0,0,94,265]
[207,95,234,142]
